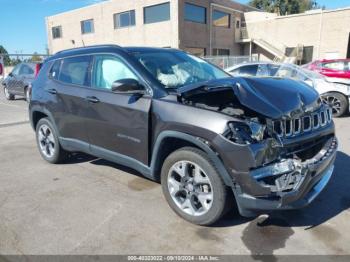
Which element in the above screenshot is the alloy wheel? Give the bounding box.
[38,124,56,158]
[167,160,213,216]
[322,95,342,115]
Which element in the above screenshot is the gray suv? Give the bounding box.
[2,62,41,102]
[29,45,337,225]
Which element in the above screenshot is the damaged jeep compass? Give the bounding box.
[30,45,337,225]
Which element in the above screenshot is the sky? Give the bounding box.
[0,0,349,55]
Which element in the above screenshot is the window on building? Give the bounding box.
[184,47,206,57]
[212,10,230,28]
[302,46,313,64]
[81,19,94,34]
[92,55,138,90]
[59,56,92,86]
[144,2,170,24]
[236,20,240,29]
[184,3,206,24]
[114,10,136,28]
[52,26,62,39]
[212,48,230,56]
[347,33,350,59]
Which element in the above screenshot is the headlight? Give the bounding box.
[224,121,266,145]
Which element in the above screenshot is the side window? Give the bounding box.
[239,65,258,76]
[92,55,138,90]
[323,61,345,70]
[268,64,280,76]
[19,64,34,76]
[229,68,240,76]
[256,64,268,76]
[49,60,62,80]
[59,56,91,86]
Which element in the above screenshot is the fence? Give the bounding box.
[203,55,259,69]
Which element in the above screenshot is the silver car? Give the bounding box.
[226,62,350,117]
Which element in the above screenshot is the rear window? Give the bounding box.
[59,56,91,86]
[19,64,34,75]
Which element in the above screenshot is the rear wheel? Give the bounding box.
[36,118,68,164]
[322,92,348,117]
[4,86,15,100]
[161,147,229,225]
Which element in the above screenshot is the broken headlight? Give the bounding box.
[224,121,266,145]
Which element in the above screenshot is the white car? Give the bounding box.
[226,62,350,117]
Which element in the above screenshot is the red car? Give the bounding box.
[304,59,350,79]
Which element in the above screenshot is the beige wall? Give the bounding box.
[178,0,255,56]
[46,0,255,56]
[244,8,350,60]
[47,0,180,54]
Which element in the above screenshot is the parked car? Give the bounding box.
[226,62,350,117]
[304,59,350,79]
[1,62,42,102]
[30,45,337,225]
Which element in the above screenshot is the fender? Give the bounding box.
[29,104,60,135]
[150,131,234,186]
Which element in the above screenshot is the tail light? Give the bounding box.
[0,63,3,75]
[34,63,42,78]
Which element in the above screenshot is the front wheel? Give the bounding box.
[322,92,348,117]
[35,118,68,164]
[4,86,15,100]
[161,147,229,225]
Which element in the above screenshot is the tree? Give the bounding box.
[0,45,11,66]
[249,0,321,16]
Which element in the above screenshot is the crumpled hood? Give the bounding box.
[178,77,320,119]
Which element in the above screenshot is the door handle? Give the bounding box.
[47,88,57,94]
[86,96,100,103]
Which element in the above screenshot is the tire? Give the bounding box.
[35,118,68,164]
[322,92,348,117]
[161,147,229,225]
[4,86,15,100]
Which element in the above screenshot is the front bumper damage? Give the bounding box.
[232,136,337,217]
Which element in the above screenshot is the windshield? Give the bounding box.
[131,51,230,89]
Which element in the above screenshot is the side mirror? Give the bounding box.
[111,79,145,94]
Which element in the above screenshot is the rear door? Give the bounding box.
[6,64,21,93]
[85,54,151,165]
[46,56,92,145]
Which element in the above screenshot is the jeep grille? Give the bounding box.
[272,107,332,137]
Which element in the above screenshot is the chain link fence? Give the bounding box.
[203,55,259,70]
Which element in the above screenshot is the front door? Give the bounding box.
[85,54,151,165]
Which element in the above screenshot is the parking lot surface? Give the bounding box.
[0,90,350,256]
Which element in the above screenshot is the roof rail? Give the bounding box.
[54,44,123,55]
